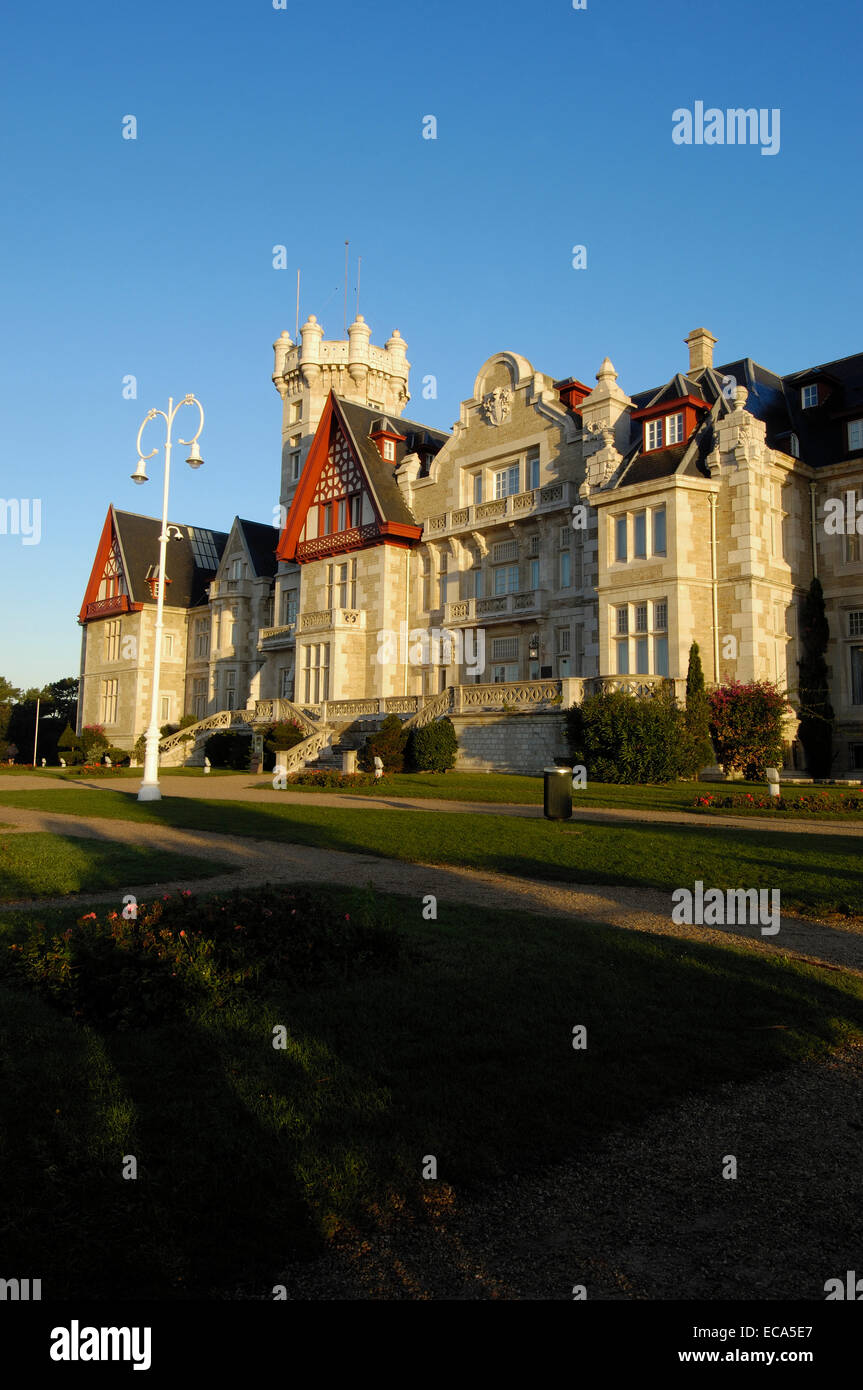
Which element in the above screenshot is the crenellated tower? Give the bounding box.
[272,315,411,512]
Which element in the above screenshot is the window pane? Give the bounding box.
[852,649,863,705]
[634,512,646,557]
[616,606,628,635]
[654,600,668,630]
[655,635,669,676]
[616,639,629,675]
[615,516,627,562]
[530,558,539,589]
[559,550,570,587]
[849,420,863,451]
[635,636,649,674]
[474,474,483,504]
[653,507,666,555]
[635,603,647,632]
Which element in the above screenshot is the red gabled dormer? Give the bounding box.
[555,377,592,415]
[368,417,406,463]
[78,507,143,623]
[631,393,709,453]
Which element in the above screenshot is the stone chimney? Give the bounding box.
[684,327,717,374]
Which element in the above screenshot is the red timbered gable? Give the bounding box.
[78,508,142,623]
[276,393,422,563]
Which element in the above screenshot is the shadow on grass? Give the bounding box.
[2,888,863,1299]
[0,831,228,902]
[2,786,862,918]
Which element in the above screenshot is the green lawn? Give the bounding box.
[0,832,230,901]
[1,883,861,1298]
[251,771,863,818]
[0,787,860,917]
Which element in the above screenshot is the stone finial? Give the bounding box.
[596,357,617,383]
[733,384,749,410]
[386,329,408,367]
[684,327,717,373]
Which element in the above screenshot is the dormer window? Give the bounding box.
[802,385,819,409]
[645,419,663,451]
[382,439,396,462]
[666,412,684,445]
[848,420,863,452]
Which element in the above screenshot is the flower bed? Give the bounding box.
[282,769,381,788]
[694,790,863,813]
[3,885,403,1029]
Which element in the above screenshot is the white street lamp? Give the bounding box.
[131,394,205,802]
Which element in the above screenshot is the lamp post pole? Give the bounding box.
[132,394,205,802]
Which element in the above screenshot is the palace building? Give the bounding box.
[77,317,863,775]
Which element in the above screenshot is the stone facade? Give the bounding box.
[78,316,863,777]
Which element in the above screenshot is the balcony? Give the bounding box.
[444,590,545,626]
[258,622,296,650]
[83,594,134,621]
[423,483,570,540]
[298,608,367,635]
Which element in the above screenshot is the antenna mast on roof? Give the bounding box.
[356,256,361,319]
[343,240,349,336]
[295,269,300,340]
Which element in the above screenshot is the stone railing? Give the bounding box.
[444,591,544,625]
[158,697,319,755]
[475,499,507,521]
[273,728,335,775]
[324,698,381,718]
[402,687,454,729]
[299,608,366,633]
[455,679,563,712]
[420,483,572,539]
[258,622,296,646]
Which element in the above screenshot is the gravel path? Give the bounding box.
[2,806,862,972]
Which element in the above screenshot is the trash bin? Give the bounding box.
[543,766,572,820]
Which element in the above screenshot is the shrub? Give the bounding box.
[284,769,379,788]
[707,680,787,780]
[57,724,83,765]
[132,733,147,765]
[261,720,306,771]
[358,714,407,773]
[3,886,404,1029]
[694,790,863,813]
[204,730,251,770]
[566,688,699,783]
[405,716,458,772]
[104,746,131,766]
[80,724,109,760]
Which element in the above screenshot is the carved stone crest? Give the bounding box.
[480,387,512,427]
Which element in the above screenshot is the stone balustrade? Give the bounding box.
[422,482,570,540]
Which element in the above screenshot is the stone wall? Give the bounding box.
[451,711,570,774]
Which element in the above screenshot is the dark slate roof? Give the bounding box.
[113,508,229,609]
[617,442,689,487]
[237,518,279,578]
[335,397,450,527]
[629,350,863,468]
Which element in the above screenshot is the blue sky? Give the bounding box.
[1,0,861,689]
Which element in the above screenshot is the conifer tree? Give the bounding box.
[685,641,715,770]
[796,577,834,777]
